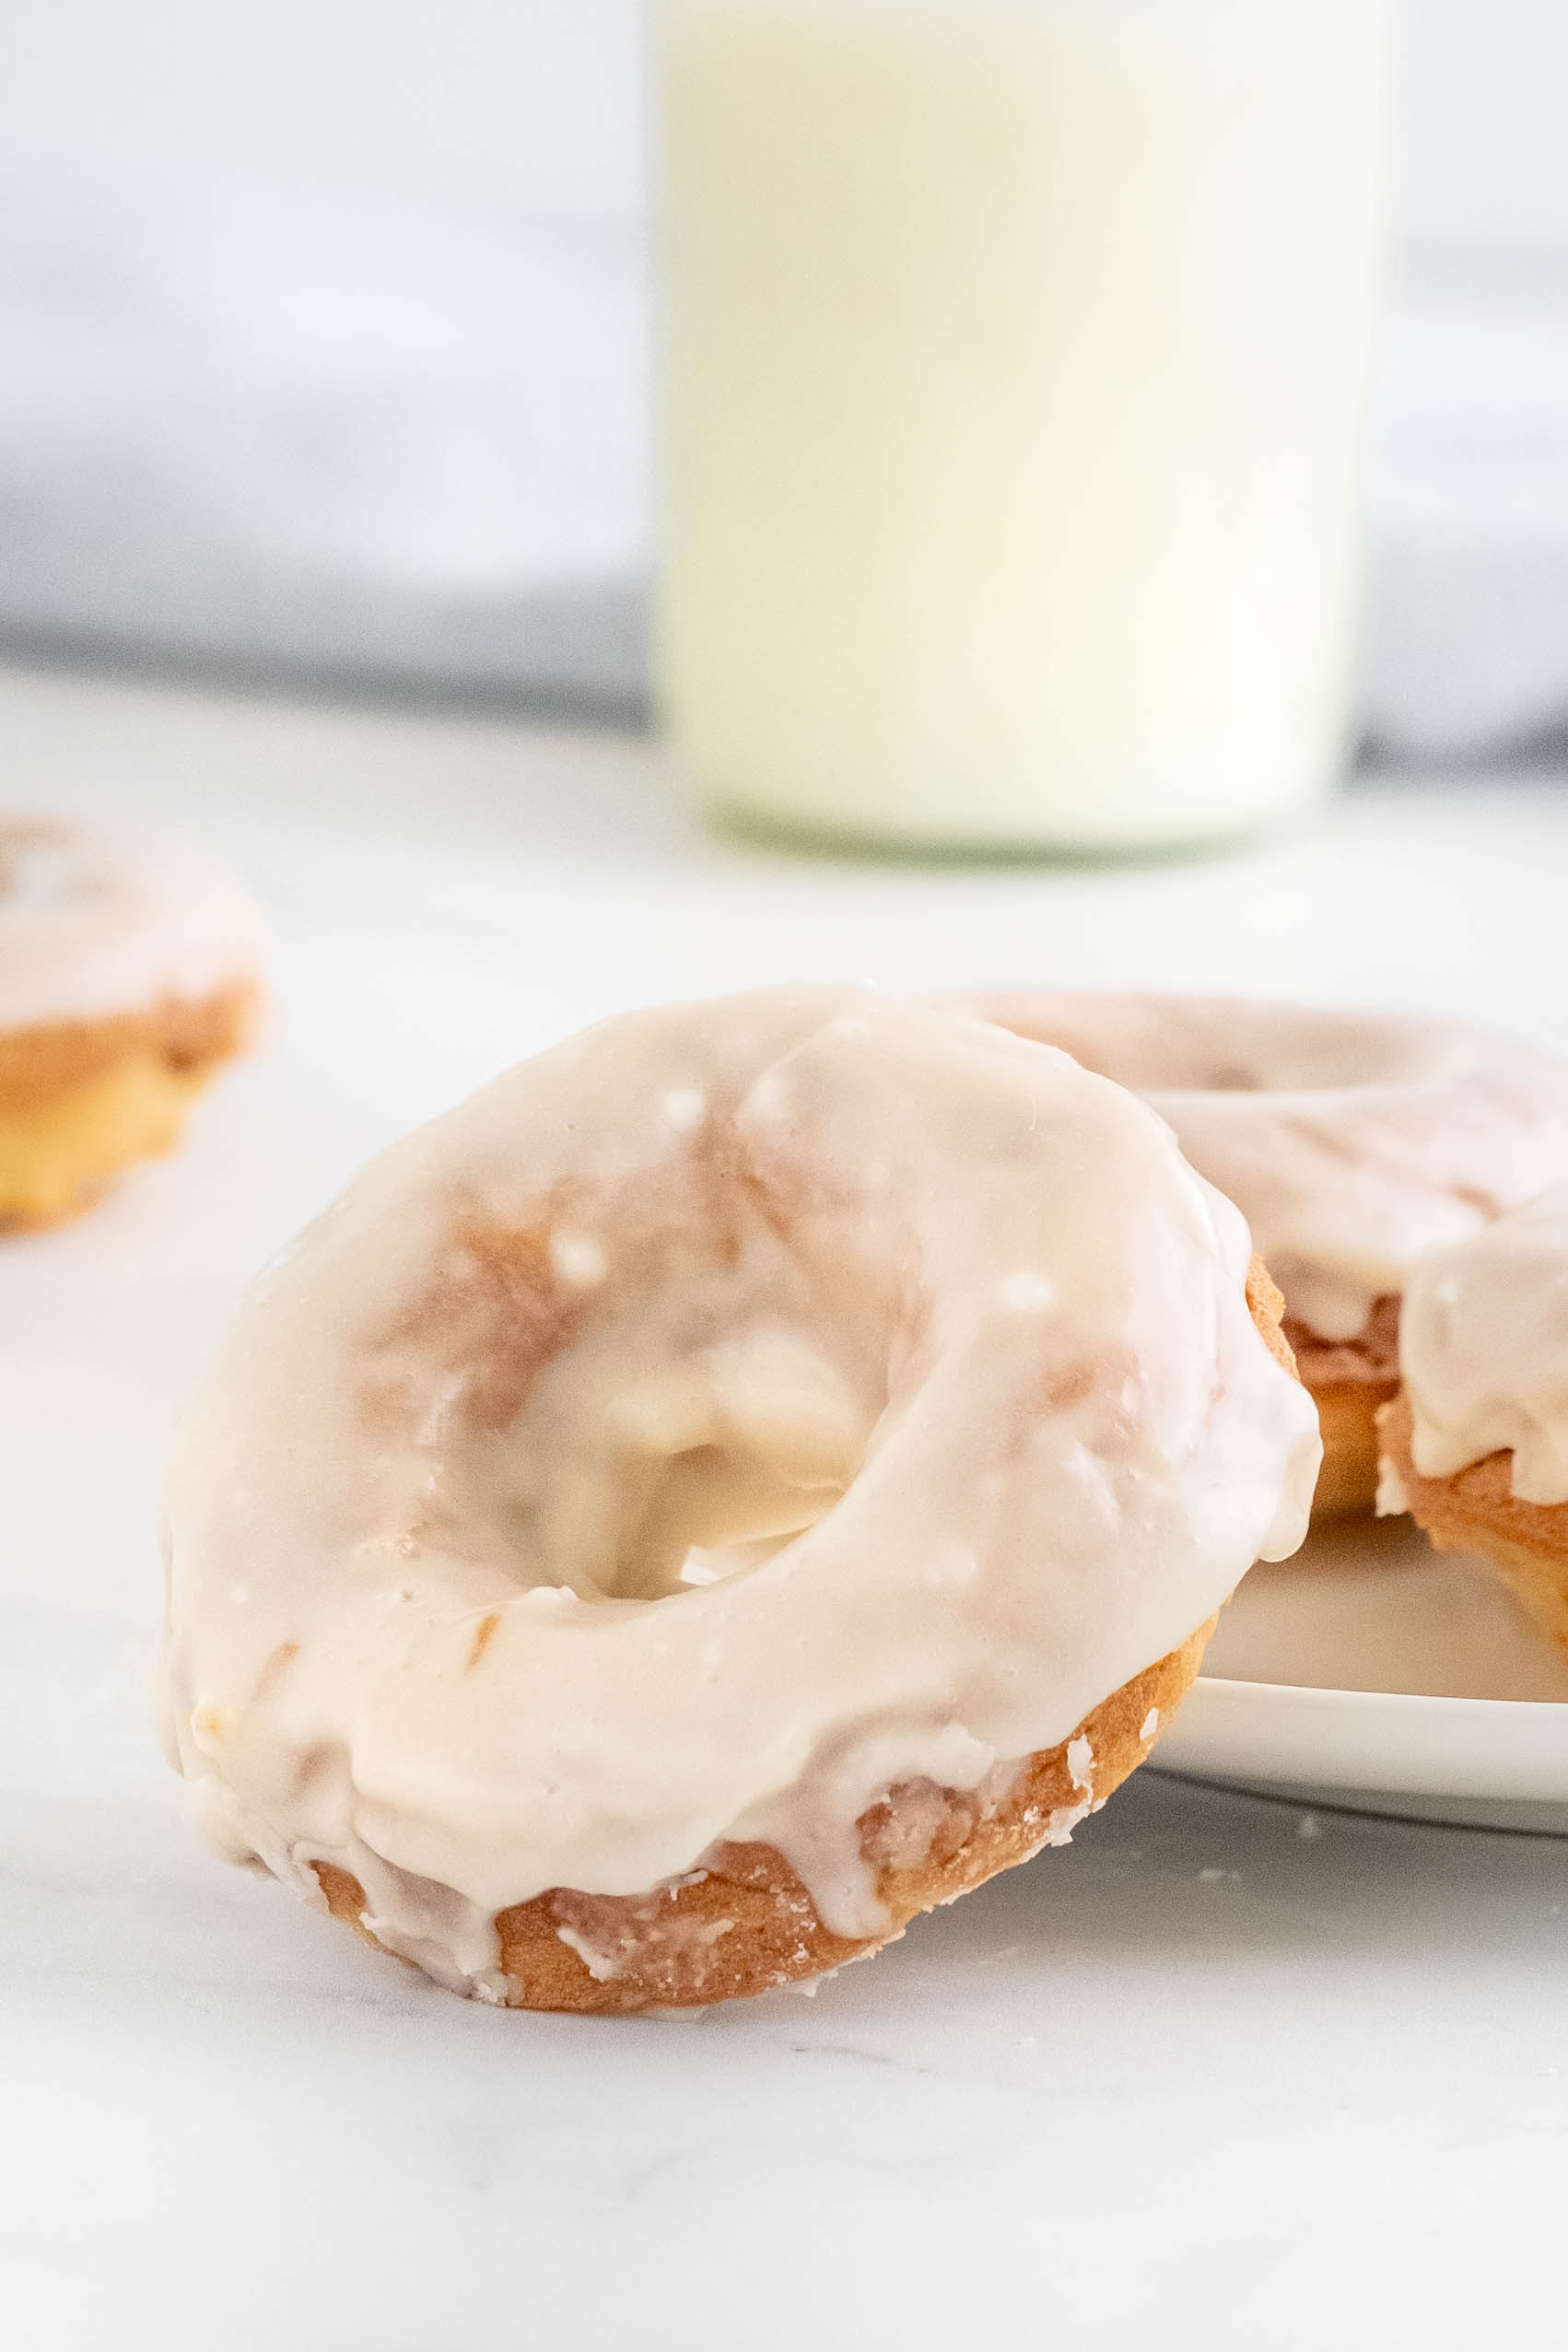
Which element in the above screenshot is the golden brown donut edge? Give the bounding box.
[1282,1293,1400,1522]
[316,1623,1213,2015]
[0,980,262,1231]
[1378,1390,1568,1663]
[310,1258,1299,2013]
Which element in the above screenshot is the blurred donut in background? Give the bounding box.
[0,816,264,1230]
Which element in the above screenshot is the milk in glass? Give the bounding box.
[657,0,1390,852]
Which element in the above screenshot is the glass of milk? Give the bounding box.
[655,0,1391,855]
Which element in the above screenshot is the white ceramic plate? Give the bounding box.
[1153,1515,1568,1832]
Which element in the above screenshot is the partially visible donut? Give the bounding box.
[158,989,1317,2010]
[0,817,263,1229]
[1379,1187,1568,1660]
[955,992,1568,1517]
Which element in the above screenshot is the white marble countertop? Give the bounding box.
[3,661,1566,2350]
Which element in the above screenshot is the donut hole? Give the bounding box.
[600,1333,871,1602]
[379,1209,888,1609]
[617,1436,852,1600]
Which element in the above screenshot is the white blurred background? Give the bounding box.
[0,0,1565,755]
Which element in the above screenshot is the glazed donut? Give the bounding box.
[954,993,1568,1516]
[0,817,263,1229]
[158,988,1316,2011]
[1379,1186,1568,1661]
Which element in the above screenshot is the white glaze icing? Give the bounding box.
[958,993,1568,1341]
[158,989,1318,1990]
[1398,1184,1568,1505]
[0,816,263,1032]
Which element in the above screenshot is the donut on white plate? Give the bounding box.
[956,992,1568,1516]
[1380,1185,1568,1661]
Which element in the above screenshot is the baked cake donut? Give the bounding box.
[0,817,263,1229]
[954,993,1568,1516]
[1379,1186,1568,1660]
[158,989,1317,2012]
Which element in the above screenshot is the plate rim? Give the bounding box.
[1156,1671,1568,1801]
